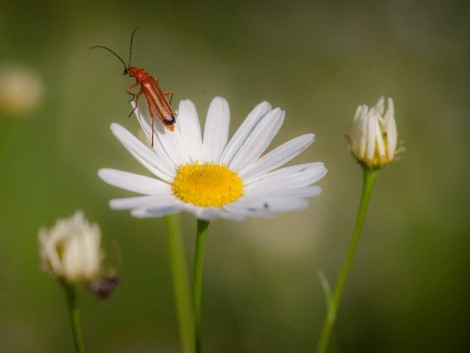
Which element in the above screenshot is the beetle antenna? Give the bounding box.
[90,45,127,72]
[128,26,140,67]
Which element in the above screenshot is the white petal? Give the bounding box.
[41,234,63,274]
[62,237,82,280]
[240,196,309,212]
[111,123,176,182]
[264,197,309,212]
[132,102,175,165]
[366,114,377,161]
[375,97,385,115]
[133,102,190,166]
[353,105,362,122]
[238,134,315,179]
[98,169,171,195]
[218,210,247,221]
[226,196,309,215]
[223,201,276,218]
[359,112,368,158]
[220,101,272,165]
[177,100,205,163]
[245,186,322,198]
[244,162,324,185]
[385,99,397,160]
[375,115,386,158]
[387,117,398,160]
[387,97,395,117]
[244,162,327,192]
[229,108,285,172]
[109,194,177,210]
[203,97,230,163]
[131,207,181,218]
[82,231,101,275]
[193,207,220,221]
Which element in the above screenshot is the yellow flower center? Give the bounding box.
[172,162,243,207]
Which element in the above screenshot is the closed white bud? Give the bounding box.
[0,66,44,116]
[39,211,102,283]
[348,97,400,169]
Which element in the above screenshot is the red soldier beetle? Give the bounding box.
[91,27,176,146]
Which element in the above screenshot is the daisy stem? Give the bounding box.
[62,282,86,353]
[316,168,377,353]
[164,214,195,353]
[193,219,210,353]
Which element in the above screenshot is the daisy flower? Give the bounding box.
[317,98,401,353]
[98,97,327,221]
[348,97,400,169]
[39,211,109,352]
[39,211,102,283]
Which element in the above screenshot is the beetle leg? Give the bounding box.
[127,82,139,102]
[147,101,155,147]
[163,91,174,104]
[127,91,142,118]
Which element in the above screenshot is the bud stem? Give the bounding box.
[316,168,378,353]
[62,283,86,353]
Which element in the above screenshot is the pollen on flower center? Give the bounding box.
[172,162,243,207]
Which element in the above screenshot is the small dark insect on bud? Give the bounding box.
[87,269,119,300]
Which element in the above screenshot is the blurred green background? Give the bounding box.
[1,0,469,352]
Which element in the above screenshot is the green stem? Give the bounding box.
[316,168,378,353]
[63,283,86,353]
[164,214,195,353]
[193,219,210,353]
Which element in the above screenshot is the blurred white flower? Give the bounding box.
[39,211,102,283]
[348,97,400,168]
[0,66,44,116]
[99,97,327,221]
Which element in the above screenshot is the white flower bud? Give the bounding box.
[348,97,400,169]
[0,66,44,116]
[39,211,102,283]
